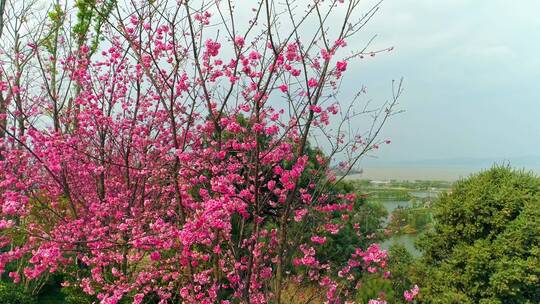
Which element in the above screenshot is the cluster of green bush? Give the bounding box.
[386,166,540,303]
[0,280,97,304]
[0,281,36,304]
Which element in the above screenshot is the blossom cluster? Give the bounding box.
[0,0,403,303]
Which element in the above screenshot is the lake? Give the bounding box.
[380,200,412,224]
[379,196,430,257]
[381,234,421,257]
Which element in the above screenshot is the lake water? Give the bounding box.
[409,191,439,199]
[381,234,421,256]
[380,200,413,225]
[379,198,426,257]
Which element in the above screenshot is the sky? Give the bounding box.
[343,0,540,165]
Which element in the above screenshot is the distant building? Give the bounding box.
[370,180,391,186]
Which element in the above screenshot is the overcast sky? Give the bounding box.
[343,0,540,163]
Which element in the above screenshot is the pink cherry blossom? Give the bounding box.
[336,60,348,72]
[0,1,403,303]
[308,78,318,87]
[404,285,420,302]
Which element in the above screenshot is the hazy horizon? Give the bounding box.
[355,155,540,181]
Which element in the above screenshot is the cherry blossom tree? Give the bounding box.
[0,0,411,303]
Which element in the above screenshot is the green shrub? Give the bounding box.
[416,166,540,303]
[61,286,96,304]
[0,282,36,304]
[354,273,395,303]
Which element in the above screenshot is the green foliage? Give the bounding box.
[60,286,96,304]
[387,245,414,296]
[47,4,64,23]
[420,166,540,258]
[415,166,540,303]
[354,273,395,303]
[74,0,116,52]
[42,4,65,54]
[0,282,36,304]
[73,0,95,41]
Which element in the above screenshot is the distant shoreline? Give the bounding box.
[343,166,540,182]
